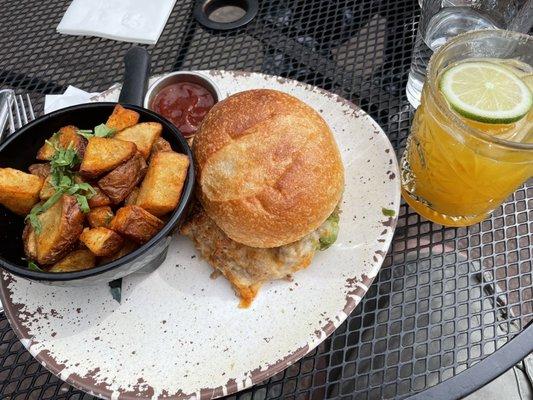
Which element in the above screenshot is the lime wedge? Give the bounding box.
[440,61,533,124]
[522,74,533,92]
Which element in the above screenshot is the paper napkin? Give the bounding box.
[57,0,177,45]
[44,86,99,114]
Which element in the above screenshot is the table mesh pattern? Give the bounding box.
[0,0,532,399]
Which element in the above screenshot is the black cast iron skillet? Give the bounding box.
[0,47,195,285]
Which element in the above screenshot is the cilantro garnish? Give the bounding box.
[48,142,79,168]
[94,124,116,137]
[382,208,396,217]
[76,124,116,139]
[74,193,90,213]
[77,129,93,139]
[26,212,42,234]
[28,260,43,272]
[25,138,96,232]
[26,188,64,234]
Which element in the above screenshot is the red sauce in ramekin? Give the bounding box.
[152,82,215,137]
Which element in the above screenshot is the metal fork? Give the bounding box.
[0,91,35,314]
[0,89,36,143]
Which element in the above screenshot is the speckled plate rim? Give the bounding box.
[0,70,400,400]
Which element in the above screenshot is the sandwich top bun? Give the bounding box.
[193,89,344,248]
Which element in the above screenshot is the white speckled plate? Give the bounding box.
[0,71,400,399]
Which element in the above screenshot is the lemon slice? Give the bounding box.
[440,61,532,124]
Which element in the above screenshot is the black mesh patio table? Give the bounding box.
[0,1,532,399]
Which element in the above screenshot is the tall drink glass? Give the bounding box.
[401,30,533,227]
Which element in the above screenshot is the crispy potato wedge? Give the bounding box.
[106,105,140,132]
[149,137,172,160]
[26,194,84,265]
[0,168,44,215]
[98,240,138,265]
[72,176,112,207]
[58,125,87,159]
[36,141,55,161]
[37,125,87,161]
[111,205,164,244]
[87,206,114,228]
[79,137,136,179]
[135,151,189,217]
[98,153,147,204]
[80,227,124,257]
[39,176,56,200]
[114,122,162,159]
[87,185,112,208]
[22,223,37,260]
[125,187,140,205]
[28,163,51,179]
[49,249,96,272]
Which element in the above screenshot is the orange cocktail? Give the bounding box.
[401,30,533,227]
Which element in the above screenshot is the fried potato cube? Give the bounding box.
[0,168,44,215]
[80,227,124,257]
[36,141,55,161]
[97,153,147,204]
[111,205,164,244]
[135,151,189,217]
[37,125,87,161]
[79,137,136,179]
[98,240,138,265]
[57,125,87,159]
[39,176,56,200]
[106,104,140,132]
[87,206,114,228]
[49,249,96,273]
[150,137,172,159]
[23,223,37,260]
[114,122,162,159]
[125,187,140,205]
[24,194,84,265]
[28,163,51,179]
[72,175,111,207]
[87,185,112,208]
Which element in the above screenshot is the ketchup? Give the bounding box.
[152,82,215,137]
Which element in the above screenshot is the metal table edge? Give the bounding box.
[407,321,533,399]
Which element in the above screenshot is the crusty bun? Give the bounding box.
[193,89,344,248]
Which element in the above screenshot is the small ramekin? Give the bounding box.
[144,71,222,110]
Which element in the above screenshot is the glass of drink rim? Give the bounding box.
[426,29,532,153]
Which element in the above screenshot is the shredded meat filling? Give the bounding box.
[181,205,339,307]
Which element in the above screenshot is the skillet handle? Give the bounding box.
[112,45,151,303]
[118,46,151,106]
